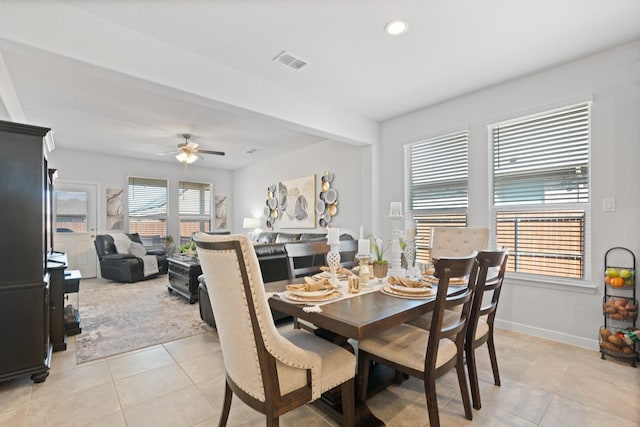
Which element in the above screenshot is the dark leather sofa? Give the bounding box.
[197,231,354,327]
[94,233,168,283]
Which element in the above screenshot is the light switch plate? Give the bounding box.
[602,197,616,212]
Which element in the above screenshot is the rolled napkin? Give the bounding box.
[286,277,335,292]
[388,276,431,288]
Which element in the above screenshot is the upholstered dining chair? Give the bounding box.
[357,254,479,427]
[465,249,508,410]
[430,227,489,260]
[405,226,489,329]
[193,233,355,427]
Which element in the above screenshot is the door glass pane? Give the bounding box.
[56,191,88,232]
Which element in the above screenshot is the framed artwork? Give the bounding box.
[106,188,124,230]
[278,174,316,228]
[215,195,227,229]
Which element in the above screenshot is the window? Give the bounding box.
[128,177,167,246]
[491,103,590,280]
[178,181,211,244]
[405,131,469,262]
[55,191,88,232]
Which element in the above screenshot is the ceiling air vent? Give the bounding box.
[273,51,308,70]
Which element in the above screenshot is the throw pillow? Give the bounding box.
[129,242,147,258]
[112,233,131,254]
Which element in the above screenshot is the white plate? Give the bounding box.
[390,283,432,294]
[380,286,435,300]
[287,288,335,298]
[422,275,467,285]
[314,271,348,280]
[283,290,341,303]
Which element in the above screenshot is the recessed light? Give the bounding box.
[385,20,409,36]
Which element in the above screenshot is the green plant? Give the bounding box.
[370,235,389,263]
[180,240,196,254]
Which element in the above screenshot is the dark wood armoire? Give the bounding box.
[0,120,53,383]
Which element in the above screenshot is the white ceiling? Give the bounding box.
[1,1,639,170]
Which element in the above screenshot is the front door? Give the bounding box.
[54,182,98,278]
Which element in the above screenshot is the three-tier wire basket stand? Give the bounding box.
[600,247,638,367]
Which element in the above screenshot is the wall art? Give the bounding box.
[214,195,227,229]
[278,175,316,228]
[106,188,124,230]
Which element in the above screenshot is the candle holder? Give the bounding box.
[404,239,420,279]
[326,243,341,286]
[357,254,371,288]
[389,213,404,277]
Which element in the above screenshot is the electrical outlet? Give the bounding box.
[602,197,616,212]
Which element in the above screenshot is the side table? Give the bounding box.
[168,255,202,304]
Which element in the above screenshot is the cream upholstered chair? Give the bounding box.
[466,249,508,410]
[193,233,355,427]
[430,227,489,260]
[407,226,489,330]
[357,254,479,427]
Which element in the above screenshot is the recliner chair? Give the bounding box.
[94,233,168,283]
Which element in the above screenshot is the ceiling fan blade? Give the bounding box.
[156,150,178,156]
[197,149,226,156]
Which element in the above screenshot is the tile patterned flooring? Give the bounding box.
[1,327,639,427]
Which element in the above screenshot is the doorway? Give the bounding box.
[54,181,98,278]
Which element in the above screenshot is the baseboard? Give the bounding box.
[494,319,599,351]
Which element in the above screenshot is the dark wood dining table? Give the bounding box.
[267,280,465,427]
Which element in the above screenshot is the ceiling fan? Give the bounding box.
[159,134,225,164]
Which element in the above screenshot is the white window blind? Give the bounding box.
[178,181,211,216]
[405,131,469,262]
[493,103,589,205]
[178,181,211,243]
[491,103,590,280]
[128,177,167,246]
[407,131,469,210]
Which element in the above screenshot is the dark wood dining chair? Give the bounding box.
[465,249,508,410]
[193,233,355,427]
[357,254,479,427]
[284,241,330,280]
[338,239,358,269]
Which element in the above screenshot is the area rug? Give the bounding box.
[75,275,212,363]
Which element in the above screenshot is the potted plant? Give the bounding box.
[164,235,176,257]
[180,240,197,258]
[371,236,389,280]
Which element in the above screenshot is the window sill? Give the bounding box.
[505,272,597,294]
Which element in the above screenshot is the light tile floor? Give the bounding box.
[1,328,639,427]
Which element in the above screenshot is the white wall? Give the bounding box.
[380,40,640,349]
[232,139,371,238]
[47,149,233,237]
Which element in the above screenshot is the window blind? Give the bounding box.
[405,131,469,263]
[407,131,468,210]
[128,177,167,217]
[493,103,589,205]
[178,181,211,216]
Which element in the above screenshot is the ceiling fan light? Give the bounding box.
[176,151,198,164]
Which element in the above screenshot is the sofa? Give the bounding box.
[94,233,168,283]
[197,231,354,327]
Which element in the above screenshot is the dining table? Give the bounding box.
[267,277,466,427]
